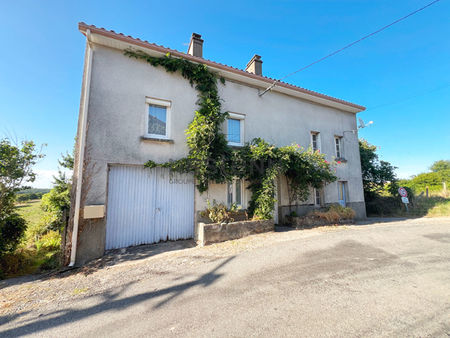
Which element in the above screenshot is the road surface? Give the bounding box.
[1,218,449,337]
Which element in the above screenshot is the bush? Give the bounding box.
[200,200,238,223]
[308,204,356,222]
[35,230,61,252]
[0,213,26,255]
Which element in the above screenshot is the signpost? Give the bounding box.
[398,187,409,211]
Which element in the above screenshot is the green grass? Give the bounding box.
[16,200,43,229]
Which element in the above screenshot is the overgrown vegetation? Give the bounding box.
[0,139,44,277]
[307,204,356,223]
[399,160,449,195]
[200,200,238,224]
[126,50,337,219]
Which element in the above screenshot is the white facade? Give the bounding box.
[71,24,366,264]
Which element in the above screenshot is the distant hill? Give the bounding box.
[17,188,51,195]
[16,188,51,202]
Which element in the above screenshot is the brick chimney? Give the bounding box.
[245,54,262,76]
[187,33,203,58]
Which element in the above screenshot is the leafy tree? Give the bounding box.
[0,139,43,256]
[430,160,450,173]
[40,153,73,233]
[359,139,397,201]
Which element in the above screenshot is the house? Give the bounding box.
[67,22,366,265]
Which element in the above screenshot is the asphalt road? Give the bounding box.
[2,218,450,337]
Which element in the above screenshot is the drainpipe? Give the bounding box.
[69,29,93,266]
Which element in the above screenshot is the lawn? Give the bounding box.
[16,199,43,228]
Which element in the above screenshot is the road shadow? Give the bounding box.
[1,239,196,289]
[0,256,234,337]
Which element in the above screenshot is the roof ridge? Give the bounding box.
[78,22,365,111]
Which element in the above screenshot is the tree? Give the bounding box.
[0,139,43,256]
[40,153,73,233]
[430,160,450,173]
[359,139,397,201]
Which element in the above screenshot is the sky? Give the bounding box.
[1,0,449,188]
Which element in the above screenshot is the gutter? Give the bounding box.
[69,29,93,266]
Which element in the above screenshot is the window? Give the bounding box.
[338,181,348,207]
[227,179,243,207]
[311,132,320,152]
[227,113,245,146]
[146,98,171,139]
[335,137,342,158]
[314,188,322,206]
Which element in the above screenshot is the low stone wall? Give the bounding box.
[196,219,274,246]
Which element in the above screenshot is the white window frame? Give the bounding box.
[227,113,245,147]
[310,131,321,152]
[145,97,171,139]
[335,136,343,159]
[227,178,244,207]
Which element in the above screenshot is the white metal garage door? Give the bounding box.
[105,166,194,250]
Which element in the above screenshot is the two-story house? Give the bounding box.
[67,23,366,265]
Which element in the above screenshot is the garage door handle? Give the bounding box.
[156,208,161,212]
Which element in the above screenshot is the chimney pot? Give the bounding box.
[245,54,263,76]
[187,33,203,58]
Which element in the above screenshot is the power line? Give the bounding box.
[259,0,443,96]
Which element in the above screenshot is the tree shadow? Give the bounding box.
[0,256,234,337]
[1,239,196,288]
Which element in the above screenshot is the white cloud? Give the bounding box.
[30,169,72,189]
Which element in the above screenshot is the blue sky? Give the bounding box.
[1,0,449,188]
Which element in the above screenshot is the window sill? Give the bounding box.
[141,136,174,144]
[336,158,347,163]
[228,143,244,148]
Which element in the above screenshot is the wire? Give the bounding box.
[259,0,443,96]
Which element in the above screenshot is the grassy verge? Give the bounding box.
[367,196,450,218]
[1,200,61,278]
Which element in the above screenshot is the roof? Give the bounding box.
[78,22,365,113]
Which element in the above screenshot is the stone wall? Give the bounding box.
[196,219,274,246]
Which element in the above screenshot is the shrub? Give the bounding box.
[308,204,356,222]
[0,213,27,255]
[35,230,61,252]
[200,200,238,223]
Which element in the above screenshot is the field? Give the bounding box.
[0,200,61,278]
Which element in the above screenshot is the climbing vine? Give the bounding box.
[125,49,337,219]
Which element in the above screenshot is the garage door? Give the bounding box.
[105,166,194,250]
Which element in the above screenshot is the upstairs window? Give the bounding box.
[146,98,171,139]
[227,113,245,146]
[311,132,320,152]
[335,137,342,158]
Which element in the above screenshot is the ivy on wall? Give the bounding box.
[125,49,337,219]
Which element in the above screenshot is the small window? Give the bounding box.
[227,113,245,146]
[335,137,342,158]
[146,98,171,139]
[314,188,322,206]
[311,132,320,152]
[227,179,243,207]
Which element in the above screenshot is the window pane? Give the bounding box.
[148,104,167,136]
[235,179,242,205]
[315,189,321,205]
[228,119,241,143]
[227,182,233,206]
